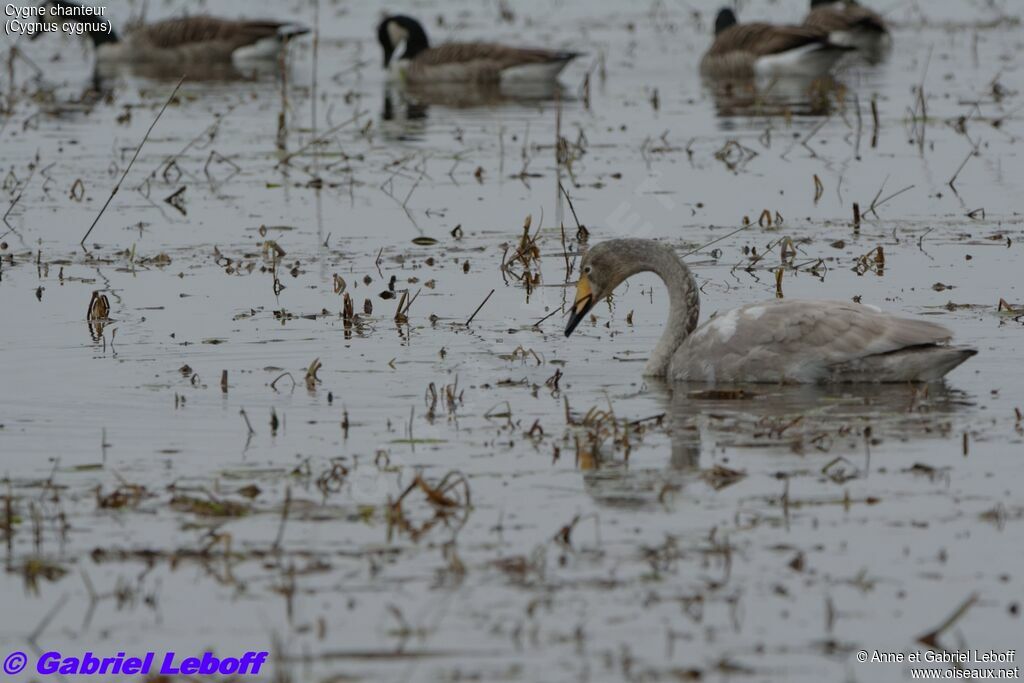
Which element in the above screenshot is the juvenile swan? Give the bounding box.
[563,240,976,384]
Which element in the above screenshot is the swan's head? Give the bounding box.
[565,239,685,337]
[565,241,632,337]
[377,15,430,67]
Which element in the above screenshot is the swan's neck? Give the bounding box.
[640,247,699,377]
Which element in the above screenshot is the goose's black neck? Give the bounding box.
[379,15,430,66]
[714,8,738,35]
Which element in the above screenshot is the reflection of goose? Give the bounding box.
[700,8,851,79]
[376,15,580,84]
[93,59,281,84]
[803,0,889,49]
[402,78,567,106]
[380,77,568,126]
[563,240,976,383]
[382,88,426,121]
[704,73,840,118]
[33,0,308,65]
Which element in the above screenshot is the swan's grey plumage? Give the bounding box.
[33,0,308,63]
[700,7,851,79]
[564,239,976,384]
[377,15,580,84]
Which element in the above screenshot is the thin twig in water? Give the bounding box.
[239,408,255,435]
[28,594,69,646]
[466,289,495,326]
[948,149,975,191]
[917,593,978,649]
[681,220,755,259]
[270,372,297,391]
[2,164,36,239]
[272,486,291,552]
[533,307,560,329]
[275,112,361,167]
[867,181,915,218]
[81,75,185,246]
[559,182,583,231]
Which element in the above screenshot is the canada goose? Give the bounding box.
[700,8,852,79]
[377,15,580,84]
[31,0,309,64]
[564,240,976,384]
[803,0,888,48]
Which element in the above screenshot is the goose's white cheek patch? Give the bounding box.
[387,23,407,46]
[745,306,766,320]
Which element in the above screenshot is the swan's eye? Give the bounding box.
[583,265,592,275]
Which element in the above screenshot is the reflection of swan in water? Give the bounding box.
[670,381,971,450]
[580,379,701,510]
[564,240,976,383]
[580,380,970,509]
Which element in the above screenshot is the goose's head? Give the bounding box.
[565,240,637,337]
[377,15,430,67]
[713,8,738,35]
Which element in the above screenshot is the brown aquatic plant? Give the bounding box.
[387,472,471,542]
[86,291,110,321]
[304,358,322,390]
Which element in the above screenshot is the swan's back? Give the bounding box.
[670,300,975,383]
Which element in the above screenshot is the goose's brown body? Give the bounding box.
[803,1,887,36]
[700,16,850,79]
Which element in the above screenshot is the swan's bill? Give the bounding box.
[565,274,595,337]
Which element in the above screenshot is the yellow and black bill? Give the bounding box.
[564,273,596,337]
